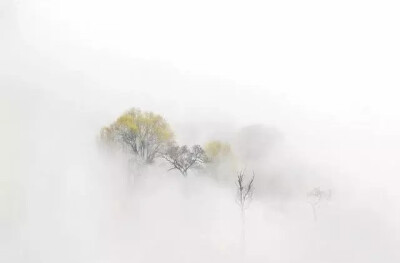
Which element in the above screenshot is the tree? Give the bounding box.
[236,170,255,211]
[204,140,232,162]
[162,145,207,176]
[236,170,255,262]
[203,140,239,181]
[100,108,175,164]
[307,187,331,221]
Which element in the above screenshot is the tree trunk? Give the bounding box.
[240,206,246,263]
[311,204,317,222]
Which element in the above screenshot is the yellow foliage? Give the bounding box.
[204,140,232,161]
[99,108,175,162]
[118,109,173,140]
[116,114,138,132]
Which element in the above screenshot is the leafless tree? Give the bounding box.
[236,170,255,211]
[162,145,207,176]
[307,187,331,221]
[236,170,255,262]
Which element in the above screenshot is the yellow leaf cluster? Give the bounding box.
[100,107,174,147]
[204,140,232,161]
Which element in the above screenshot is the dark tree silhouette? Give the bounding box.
[162,145,207,176]
[236,170,255,262]
[236,170,255,211]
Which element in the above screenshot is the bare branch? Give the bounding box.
[162,145,207,176]
[236,170,255,210]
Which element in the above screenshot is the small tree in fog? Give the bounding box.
[236,170,255,212]
[204,140,238,181]
[204,140,232,162]
[307,187,331,221]
[236,170,255,262]
[162,145,207,176]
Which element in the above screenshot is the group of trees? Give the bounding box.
[100,108,257,262]
[100,108,256,258]
[100,107,330,261]
[100,107,231,177]
[99,108,282,181]
[101,107,330,223]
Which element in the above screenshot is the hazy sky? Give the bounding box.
[5,0,400,123]
[2,0,400,208]
[1,0,399,181]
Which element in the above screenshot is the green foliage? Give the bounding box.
[100,108,175,163]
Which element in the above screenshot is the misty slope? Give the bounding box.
[2,1,400,262]
[2,46,400,263]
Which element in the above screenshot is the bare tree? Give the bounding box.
[162,145,207,176]
[236,170,255,211]
[307,187,331,221]
[236,170,255,262]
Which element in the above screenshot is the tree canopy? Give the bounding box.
[204,140,232,162]
[100,108,175,164]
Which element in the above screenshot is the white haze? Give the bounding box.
[1,0,400,262]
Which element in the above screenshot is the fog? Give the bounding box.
[1,0,400,262]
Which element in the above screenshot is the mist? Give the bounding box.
[1,0,400,262]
